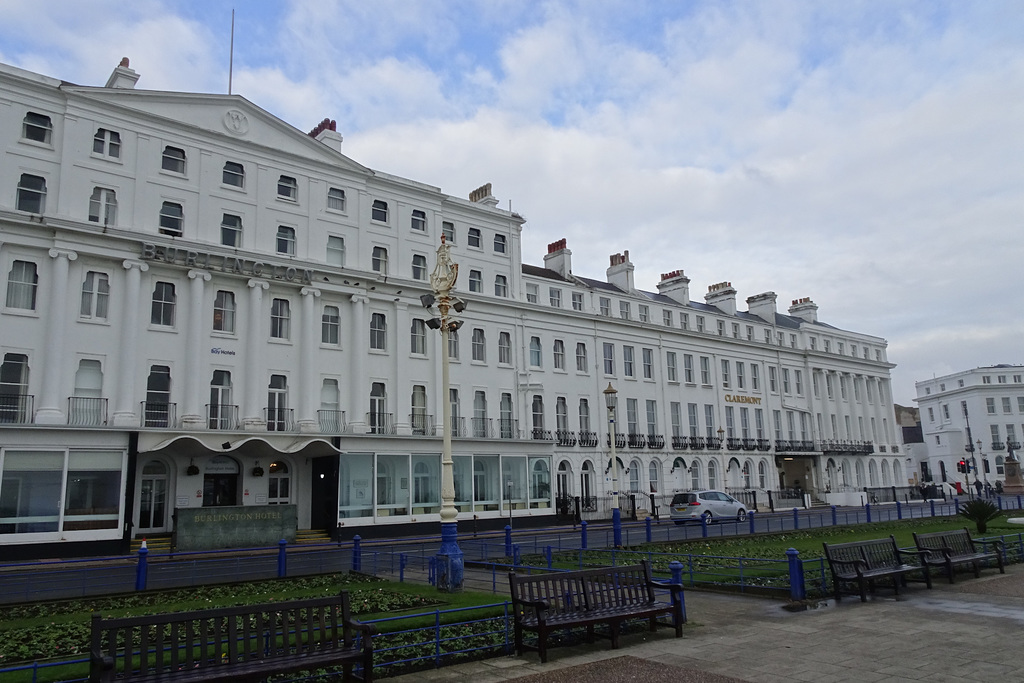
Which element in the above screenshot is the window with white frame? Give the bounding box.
[370,312,387,350]
[472,328,486,361]
[222,161,244,187]
[326,236,345,266]
[663,309,673,326]
[700,356,710,385]
[213,290,235,332]
[442,221,455,243]
[795,369,803,395]
[639,305,649,322]
[529,336,542,367]
[150,281,175,326]
[411,209,427,231]
[267,375,289,431]
[92,128,121,159]
[327,187,346,211]
[646,399,658,436]
[494,275,508,297]
[80,271,109,320]
[468,269,482,292]
[371,199,388,222]
[468,227,481,248]
[666,352,677,382]
[161,146,186,174]
[277,175,298,201]
[88,187,117,226]
[721,359,730,387]
[493,234,506,253]
[525,283,538,303]
[751,364,760,390]
[549,288,562,307]
[579,399,591,432]
[16,174,46,213]
[158,201,183,236]
[372,246,388,274]
[410,319,426,354]
[736,362,745,389]
[220,214,242,247]
[623,346,634,377]
[448,327,459,359]
[681,312,689,330]
[620,301,630,319]
[599,297,610,316]
[322,305,340,345]
[572,292,584,311]
[22,112,52,144]
[717,320,725,336]
[276,226,296,255]
[642,348,653,379]
[6,260,38,310]
[270,298,290,339]
[412,254,427,280]
[498,331,511,364]
[684,354,693,383]
[553,339,565,369]
[603,343,615,375]
[576,342,588,372]
[769,366,778,392]
[696,315,705,332]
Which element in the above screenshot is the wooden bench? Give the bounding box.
[913,528,1005,583]
[823,536,931,602]
[89,591,375,683]
[508,560,684,663]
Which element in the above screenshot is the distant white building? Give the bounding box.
[0,60,901,557]
[913,365,1024,488]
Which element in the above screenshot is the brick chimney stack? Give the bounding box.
[788,297,819,323]
[606,251,634,292]
[657,270,691,305]
[543,238,572,278]
[705,281,738,315]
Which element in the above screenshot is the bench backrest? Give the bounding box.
[509,562,655,614]
[824,537,903,570]
[915,528,975,555]
[91,592,355,679]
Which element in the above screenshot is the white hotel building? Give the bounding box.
[0,60,902,557]
[913,365,1024,487]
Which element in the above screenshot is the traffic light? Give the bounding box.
[957,460,966,473]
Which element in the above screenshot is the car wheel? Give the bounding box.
[702,510,713,523]
[736,509,747,522]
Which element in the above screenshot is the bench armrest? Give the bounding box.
[650,579,684,599]
[513,596,551,610]
[895,547,928,565]
[972,538,1005,553]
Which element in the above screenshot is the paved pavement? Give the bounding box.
[390,562,1024,683]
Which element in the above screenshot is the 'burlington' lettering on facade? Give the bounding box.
[724,394,762,404]
[141,242,315,284]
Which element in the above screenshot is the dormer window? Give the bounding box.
[372,200,388,222]
[222,161,245,188]
[161,146,186,174]
[277,175,298,201]
[22,112,52,144]
[93,128,121,158]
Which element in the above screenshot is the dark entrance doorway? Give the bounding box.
[310,456,339,533]
[203,474,238,507]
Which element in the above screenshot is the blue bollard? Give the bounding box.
[1018,495,1022,510]
[581,520,588,549]
[831,505,838,526]
[352,535,362,572]
[700,513,708,538]
[277,539,287,578]
[400,553,408,583]
[645,516,652,543]
[505,525,513,557]
[865,503,872,523]
[135,544,149,591]
[513,544,521,566]
[793,507,800,530]
[953,497,960,515]
[669,560,687,624]
[930,499,936,517]
[786,548,806,601]
[748,511,756,536]
[896,500,902,520]
[612,507,622,548]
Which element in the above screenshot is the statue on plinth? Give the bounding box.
[1002,441,1024,495]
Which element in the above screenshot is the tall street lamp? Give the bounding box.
[603,383,622,547]
[420,235,465,592]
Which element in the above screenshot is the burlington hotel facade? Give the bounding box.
[0,60,902,557]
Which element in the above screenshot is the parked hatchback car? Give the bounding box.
[669,490,747,524]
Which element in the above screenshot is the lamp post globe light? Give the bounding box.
[603,383,622,547]
[422,235,465,592]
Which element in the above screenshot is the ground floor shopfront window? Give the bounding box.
[337,452,551,520]
[0,449,124,535]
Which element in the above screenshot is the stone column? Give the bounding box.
[348,294,369,433]
[109,260,148,426]
[242,279,269,431]
[35,249,78,424]
[298,287,321,432]
[178,269,211,429]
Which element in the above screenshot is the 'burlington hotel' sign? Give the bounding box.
[141,243,316,285]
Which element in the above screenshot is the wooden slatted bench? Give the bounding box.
[913,528,1005,583]
[823,536,931,602]
[508,560,684,663]
[89,591,375,683]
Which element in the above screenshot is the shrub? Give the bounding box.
[958,499,1001,534]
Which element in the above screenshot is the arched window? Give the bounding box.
[707,460,718,490]
[758,460,768,489]
[742,460,752,489]
[648,460,660,493]
[628,459,641,493]
[690,459,702,490]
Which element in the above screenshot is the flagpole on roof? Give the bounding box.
[228,9,235,95]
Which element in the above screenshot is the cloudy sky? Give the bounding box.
[1,0,1021,405]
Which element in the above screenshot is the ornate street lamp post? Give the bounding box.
[421,235,465,592]
[603,383,622,547]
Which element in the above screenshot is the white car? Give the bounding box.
[669,490,747,524]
